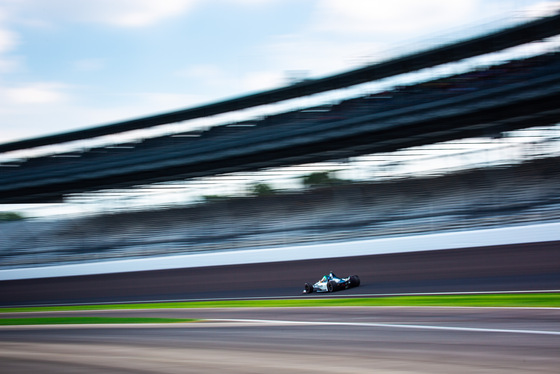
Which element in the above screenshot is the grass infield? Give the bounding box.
[1,293,559,315]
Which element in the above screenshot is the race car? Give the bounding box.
[303,271,360,294]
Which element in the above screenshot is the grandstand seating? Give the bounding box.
[1,156,559,268]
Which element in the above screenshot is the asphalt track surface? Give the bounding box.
[1,240,559,306]
[1,307,560,373]
[1,241,560,372]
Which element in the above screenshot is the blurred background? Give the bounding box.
[0,0,559,269]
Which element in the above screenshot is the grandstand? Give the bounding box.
[0,12,559,268]
[1,155,559,268]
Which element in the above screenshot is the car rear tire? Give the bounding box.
[349,275,360,287]
[304,283,313,294]
[327,280,337,292]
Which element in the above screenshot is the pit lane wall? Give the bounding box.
[1,221,559,281]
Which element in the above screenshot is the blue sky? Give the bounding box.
[0,0,558,144]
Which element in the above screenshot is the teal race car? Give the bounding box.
[303,271,360,294]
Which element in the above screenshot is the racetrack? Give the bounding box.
[1,240,559,306]
[1,307,560,373]
[1,241,560,373]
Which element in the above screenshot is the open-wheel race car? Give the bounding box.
[303,271,360,294]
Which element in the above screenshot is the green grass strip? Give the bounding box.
[0,317,198,326]
[1,293,559,313]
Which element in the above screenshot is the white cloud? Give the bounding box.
[522,1,560,18]
[242,70,283,92]
[12,0,199,28]
[311,0,479,36]
[0,9,20,74]
[102,0,198,27]
[4,83,69,104]
[175,64,283,98]
[0,26,17,54]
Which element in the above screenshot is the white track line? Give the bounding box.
[210,318,560,336]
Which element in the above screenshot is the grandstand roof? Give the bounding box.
[1,11,559,154]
